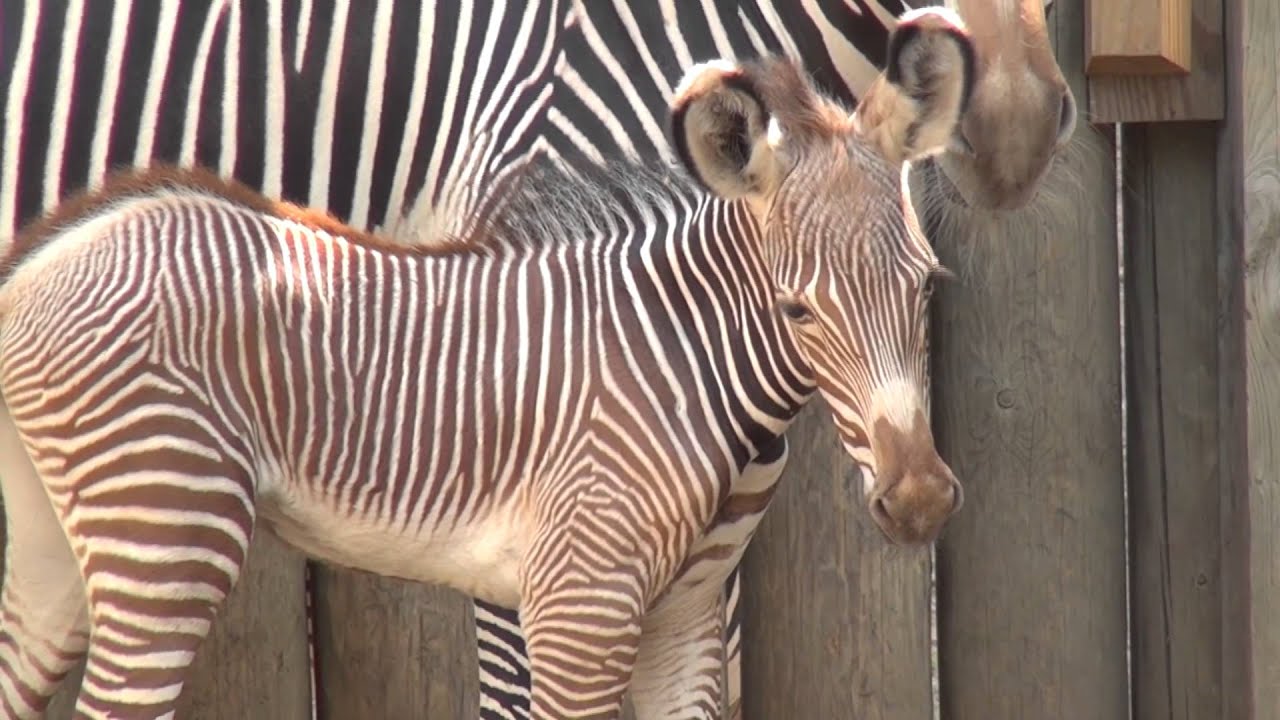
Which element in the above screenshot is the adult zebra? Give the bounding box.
[0,1,1074,718]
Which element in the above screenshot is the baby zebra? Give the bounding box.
[0,9,970,720]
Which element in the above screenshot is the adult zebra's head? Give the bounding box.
[671,9,969,545]
[935,0,1076,210]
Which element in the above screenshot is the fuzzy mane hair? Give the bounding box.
[3,153,712,290]
[1,165,496,286]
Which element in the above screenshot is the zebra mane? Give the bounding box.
[2,165,486,286]
[469,154,707,251]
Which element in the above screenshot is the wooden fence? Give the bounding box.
[35,0,1280,717]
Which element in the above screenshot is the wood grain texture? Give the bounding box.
[1123,123,1223,720]
[1088,0,1224,122]
[1239,0,1280,712]
[1086,0,1192,74]
[740,402,933,720]
[1218,1,1255,717]
[312,566,479,720]
[932,0,1128,717]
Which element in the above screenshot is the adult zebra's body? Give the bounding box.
[0,11,972,717]
[0,2,1075,717]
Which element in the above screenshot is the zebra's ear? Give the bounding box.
[853,8,975,165]
[670,60,784,200]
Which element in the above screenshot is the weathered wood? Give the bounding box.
[932,0,1128,717]
[1123,122,1223,720]
[741,401,933,720]
[175,531,311,720]
[1086,0,1192,75]
[313,566,479,720]
[1088,0,1224,122]
[1219,3,1254,719]
[1230,0,1280,714]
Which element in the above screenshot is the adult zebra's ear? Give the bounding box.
[670,60,785,201]
[853,7,976,165]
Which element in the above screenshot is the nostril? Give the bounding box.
[1056,89,1077,145]
[872,496,892,525]
[950,480,965,514]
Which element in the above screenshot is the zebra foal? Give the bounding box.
[0,8,970,719]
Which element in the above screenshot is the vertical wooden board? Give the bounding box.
[1124,123,1223,720]
[313,566,478,720]
[932,0,1127,716]
[1239,0,1280,711]
[741,402,933,720]
[176,531,311,719]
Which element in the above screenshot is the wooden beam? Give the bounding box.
[1087,0,1224,122]
[933,0,1128,716]
[1123,122,1224,720]
[312,567,479,720]
[1087,0,1192,75]
[1222,0,1280,715]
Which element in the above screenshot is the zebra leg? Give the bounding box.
[475,600,532,720]
[721,565,744,720]
[628,584,724,720]
[64,463,254,720]
[0,404,89,718]
[20,434,258,720]
[519,512,649,719]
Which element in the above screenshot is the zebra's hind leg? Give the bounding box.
[0,409,89,718]
[628,586,724,720]
[49,454,257,720]
[475,600,532,720]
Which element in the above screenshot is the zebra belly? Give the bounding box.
[257,490,531,609]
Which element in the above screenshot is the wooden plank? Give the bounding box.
[1087,0,1192,74]
[312,566,479,720]
[740,401,933,720]
[1088,0,1224,122]
[932,0,1128,716]
[1218,2,1254,717]
[1123,122,1223,720]
[1231,0,1280,714]
[175,532,312,719]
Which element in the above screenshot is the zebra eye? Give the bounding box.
[776,297,814,324]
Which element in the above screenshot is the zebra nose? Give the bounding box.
[867,464,961,545]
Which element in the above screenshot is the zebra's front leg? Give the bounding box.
[519,501,659,719]
[628,587,724,720]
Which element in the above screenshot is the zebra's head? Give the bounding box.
[670,9,969,545]
[934,0,1076,210]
